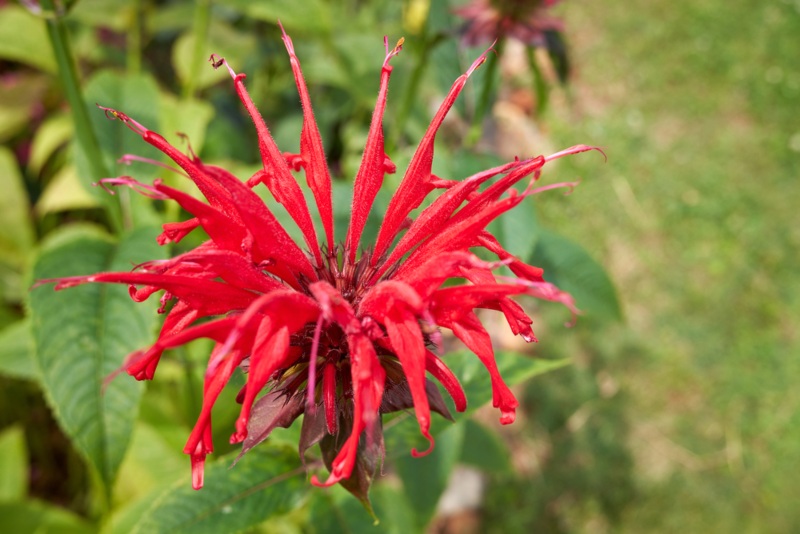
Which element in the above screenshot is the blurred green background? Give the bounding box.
[1,0,798,532]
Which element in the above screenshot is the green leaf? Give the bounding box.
[0,425,28,501]
[0,319,36,381]
[308,483,416,534]
[386,352,570,451]
[105,447,307,534]
[0,146,35,302]
[229,0,333,34]
[77,71,164,226]
[35,164,101,215]
[0,72,49,142]
[490,196,541,261]
[172,21,257,92]
[459,419,512,473]
[0,500,94,534]
[29,225,164,495]
[28,113,73,175]
[395,423,465,530]
[0,6,56,73]
[532,229,623,321]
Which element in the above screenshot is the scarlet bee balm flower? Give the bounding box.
[39,27,598,500]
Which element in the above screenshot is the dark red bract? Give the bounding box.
[38,27,597,499]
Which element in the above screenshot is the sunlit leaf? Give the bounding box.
[0,500,94,534]
[0,319,36,381]
[0,147,35,273]
[28,113,73,175]
[0,425,28,501]
[0,5,56,73]
[29,225,164,493]
[35,165,101,215]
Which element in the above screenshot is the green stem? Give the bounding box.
[390,34,441,152]
[40,0,122,234]
[126,0,143,75]
[466,37,505,147]
[182,0,212,100]
[527,46,549,118]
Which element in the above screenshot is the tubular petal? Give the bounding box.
[280,24,335,250]
[373,46,495,261]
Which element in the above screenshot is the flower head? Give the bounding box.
[38,27,598,500]
[455,0,564,47]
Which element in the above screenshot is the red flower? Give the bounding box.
[38,28,597,499]
[455,0,564,47]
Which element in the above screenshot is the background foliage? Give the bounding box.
[0,0,798,532]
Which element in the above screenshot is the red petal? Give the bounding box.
[345,38,403,262]
[373,48,492,261]
[372,160,522,281]
[441,312,518,424]
[281,26,335,250]
[425,350,467,413]
[234,325,292,442]
[228,71,323,266]
[184,346,245,465]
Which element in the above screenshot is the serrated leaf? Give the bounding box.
[0,319,36,381]
[0,6,56,73]
[0,500,94,534]
[106,447,307,534]
[532,229,623,321]
[0,425,28,501]
[29,225,164,493]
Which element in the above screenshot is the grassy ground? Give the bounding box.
[508,0,800,531]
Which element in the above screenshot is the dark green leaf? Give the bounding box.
[106,447,307,534]
[459,419,512,473]
[29,225,164,493]
[532,229,623,321]
[394,423,465,530]
[385,351,570,452]
[308,483,415,534]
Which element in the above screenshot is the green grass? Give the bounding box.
[506,0,800,531]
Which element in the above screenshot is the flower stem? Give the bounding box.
[390,33,444,152]
[527,46,549,118]
[126,0,143,75]
[182,0,211,100]
[40,0,122,234]
[466,37,505,147]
